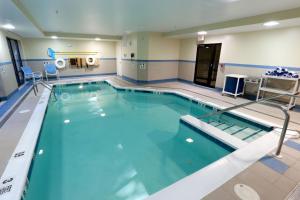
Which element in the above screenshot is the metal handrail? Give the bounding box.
[197,93,300,156]
[33,80,57,101]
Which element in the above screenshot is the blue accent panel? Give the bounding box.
[0,83,32,123]
[285,140,300,152]
[224,63,300,71]
[260,156,289,174]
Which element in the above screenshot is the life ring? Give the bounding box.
[55,58,66,69]
[86,56,96,65]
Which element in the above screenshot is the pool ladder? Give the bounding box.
[197,93,300,157]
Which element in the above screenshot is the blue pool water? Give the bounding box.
[24,82,268,200]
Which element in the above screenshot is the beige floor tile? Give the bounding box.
[273,175,297,195]
[284,167,300,182]
[292,160,300,170]
[245,162,282,183]
[283,146,300,160]
[278,151,297,167]
[238,169,287,200]
[203,187,239,200]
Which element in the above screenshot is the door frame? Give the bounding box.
[6,37,24,86]
[193,43,222,88]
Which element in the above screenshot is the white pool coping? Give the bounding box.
[0,78,280,200]
[0,89,50,200]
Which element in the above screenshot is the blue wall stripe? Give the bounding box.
[121,75,178,84]
[179,60,196,63]
[224,63,300,71]
[23,58,116,62]
[0,61,12,67]
[1,59,300,72]
[23,58,55,62]
[122,59,178,63]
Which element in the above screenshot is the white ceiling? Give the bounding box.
[0,0,42,37]
[175,18,300,38]
[2,0,300,37]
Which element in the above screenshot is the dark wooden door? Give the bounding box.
[7,38,24,86]
[194,43,222,88]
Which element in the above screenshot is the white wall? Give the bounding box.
[205,27,300,88]
[22,38,117,77]
[179,26,300,88]
[116,41,122,76]
[120,32,180,81]
[22,38,116,59]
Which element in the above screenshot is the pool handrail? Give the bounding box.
[196,92,300,156]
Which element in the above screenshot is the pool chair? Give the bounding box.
[44,64,60,81]
[21,66,43,83]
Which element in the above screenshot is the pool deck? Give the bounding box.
[0,75,299,200]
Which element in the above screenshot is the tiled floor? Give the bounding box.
[204,140,300,200]
[0,75,299,200]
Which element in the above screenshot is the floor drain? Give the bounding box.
[234,184,260,200]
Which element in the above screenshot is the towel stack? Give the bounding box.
[265,67,299,78]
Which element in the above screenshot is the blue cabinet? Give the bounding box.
[222,74,247,98]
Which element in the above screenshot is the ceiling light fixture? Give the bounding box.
[2,24,15,30]
[263,21,279,27]
[95,38,101,41]
[51,35,58,39]
[197,31,207,35]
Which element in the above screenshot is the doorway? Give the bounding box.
[194,43,222,88]
[7,38,24,86]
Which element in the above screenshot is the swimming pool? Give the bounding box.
[22,81,272,200]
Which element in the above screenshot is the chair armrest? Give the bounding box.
[33,71,43,76]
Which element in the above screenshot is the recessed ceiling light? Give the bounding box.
[51,35,58,39]
[197,31,207,35]
[2,24,15,30]
[263,21,279,27]
[64,119,70,124]
[100,113,106,117]
[95,38,101,41]
[78,85,83,89]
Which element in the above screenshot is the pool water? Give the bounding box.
[24,82,235,200]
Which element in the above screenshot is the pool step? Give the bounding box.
[208,120,267,142]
